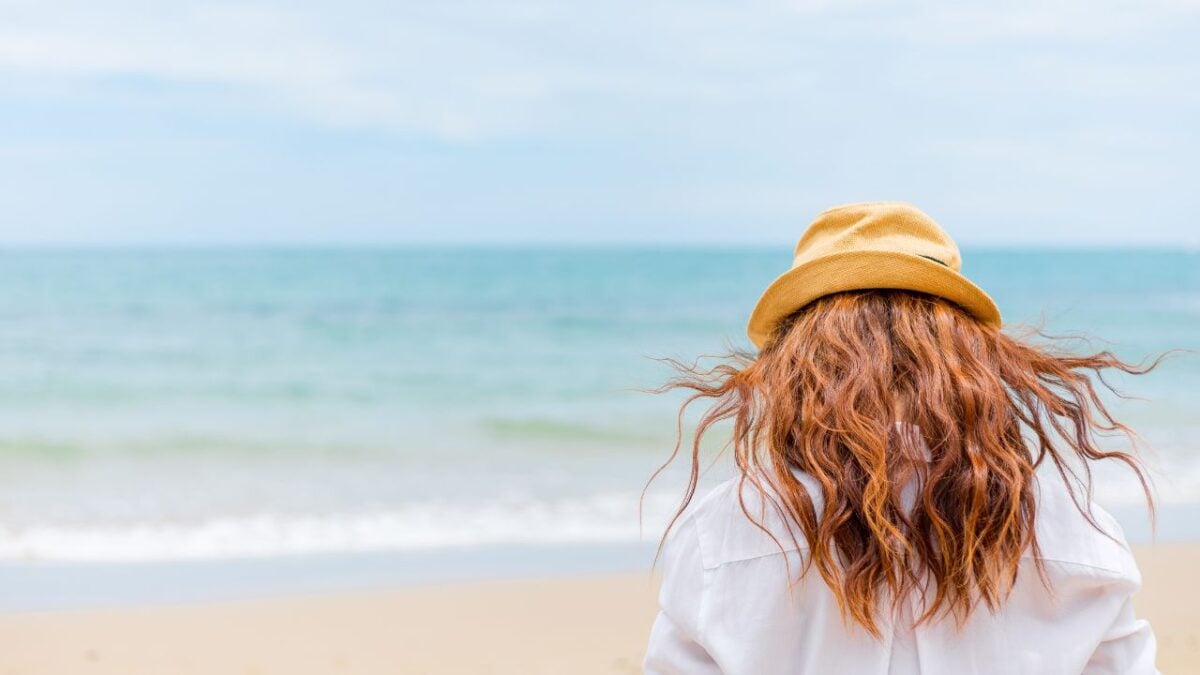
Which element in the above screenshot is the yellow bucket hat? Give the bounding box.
[746,202,1001,348]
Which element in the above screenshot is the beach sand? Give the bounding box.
[1,544,1197,674]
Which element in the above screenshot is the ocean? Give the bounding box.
[0,247,1196,568]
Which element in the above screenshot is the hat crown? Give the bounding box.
[792,202,962,272]
[746,200,999,348]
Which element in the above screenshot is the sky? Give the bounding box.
[1,0,1198,246]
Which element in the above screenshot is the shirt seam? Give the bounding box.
[1034,555,1127,578]
[689,514,713,641]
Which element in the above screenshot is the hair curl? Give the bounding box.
[649,290,1158,636]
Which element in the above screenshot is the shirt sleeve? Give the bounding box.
[643,514,721,675]
[1082,578,1160,674]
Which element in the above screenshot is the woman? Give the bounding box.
[644,202,1159,674]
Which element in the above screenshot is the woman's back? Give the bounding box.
[643,203,1161,674]
[645,470,1156,674]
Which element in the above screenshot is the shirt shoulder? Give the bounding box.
[677,470,1140,583]
[680,473,819,570]
[1029,473,1141,583]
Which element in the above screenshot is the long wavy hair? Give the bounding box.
[650,289,1158,636]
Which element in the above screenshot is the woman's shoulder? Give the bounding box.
[673,472,817,571]
[672,469,1140,583]
[1029,472,1141,583]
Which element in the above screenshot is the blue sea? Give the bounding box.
[0,248,1196,574]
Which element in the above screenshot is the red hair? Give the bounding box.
[650,290,1157,636]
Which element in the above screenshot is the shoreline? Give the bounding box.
[1,499,1194,614]
[0,541,658,613]
[0,543,1197,674]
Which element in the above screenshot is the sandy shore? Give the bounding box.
[1,544,1197,674]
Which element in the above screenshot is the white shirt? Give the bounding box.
[645,471,1158,675]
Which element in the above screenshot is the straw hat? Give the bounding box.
[746,202,1001,348]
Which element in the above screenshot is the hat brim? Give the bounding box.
[746,250,1001,348]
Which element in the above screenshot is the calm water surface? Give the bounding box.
[0,247,1195,561]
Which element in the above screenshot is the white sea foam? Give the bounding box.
[0,492,681,563]
[2,468,1195,563]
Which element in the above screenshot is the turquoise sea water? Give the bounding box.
[0,247,1196,562]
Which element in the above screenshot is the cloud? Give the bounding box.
[2,0,1193,139]
[0,0,1196,243]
